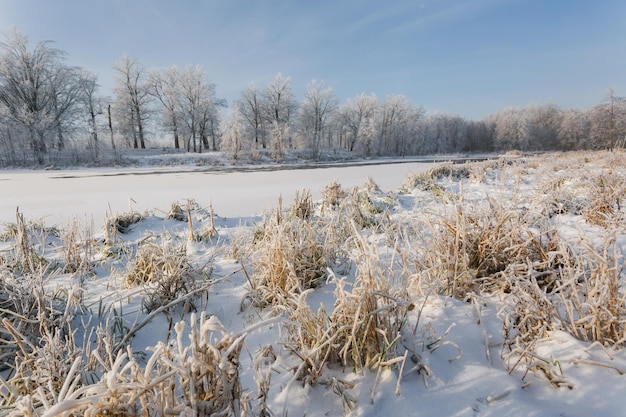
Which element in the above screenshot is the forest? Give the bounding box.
[0,28,625,167]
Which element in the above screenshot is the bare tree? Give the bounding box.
[486,107,529,151]
[298,80,338,158]
[558,108,591,150]
[263,73,298,154]
[222,102,246,160]
[378,95,414,155]
[526,104,562,150]
[150,66,183,149]
[113,55,152,149]
[77,69,102,157]
[176,65,222,153]
[338,93,378,153]
[238,83,267,149]
[0,28,83,163]
[591,88,626,150]
[465,120,493,152]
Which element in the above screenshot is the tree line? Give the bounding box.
[1,28,624,166]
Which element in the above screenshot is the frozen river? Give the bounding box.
[0,161,435,227]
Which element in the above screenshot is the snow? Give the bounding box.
[0,161,434,227]
[1,152,626,417]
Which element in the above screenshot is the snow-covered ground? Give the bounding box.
[0,161,434,227]
[1,152,625,417]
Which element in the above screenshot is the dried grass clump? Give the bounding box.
[537,169,626,226]
[0,271,80,413]
[496,231,626,385]
[349,178,396,230]
[281,226,413,385]
[558,235,626,346]
[12,313,248,417]
[0,273,56,372]
[228,227,256,263]
[125,240,206,312]
[167,199,202,222]
[417,160,506,185]
[106,211,143,236]
[421,162,472,181]
[419,199,536,299]
[2,321,81,407]
[583,173,625,228]
[167,201,188,221]
[247,216,330,308]
[499,264,560,349]
[2,211,50,274]
[60,219,94,275]
[321,180,348,210]
[401,171,457,203]
[156,313,246,416]
[539,177,589,218]
[322,178,396,232]
[290,189,313,220]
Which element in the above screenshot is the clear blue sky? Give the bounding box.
[0,0,624,119]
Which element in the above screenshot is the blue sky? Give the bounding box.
[0,0,624,119]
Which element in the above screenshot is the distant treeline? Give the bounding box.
[0,28,624,166]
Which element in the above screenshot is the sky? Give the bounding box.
[0,0,624,120]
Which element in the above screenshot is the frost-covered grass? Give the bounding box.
[0,151,625,416]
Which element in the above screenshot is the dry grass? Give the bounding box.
[416,199,540,299]
[125,239,209,312]
[397,153,626,384]
[8,313,250,417]
[0,270,81,414]
[583,174,625,228]
[2,151,626,415]
[321,180,348,211]
[246,216,329,308]
[280,224,413,385]
[104,202,144,244]
[59,218,94,277]
[290,189,313,220]
[557,235,626,346]
[1,210,51,274]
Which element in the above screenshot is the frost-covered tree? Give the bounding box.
[113,55,152,149]
[558,108,590,150]
[338,93,378,153]
[378,95,417,156]
[263,73,298,154]
[465,120,493,152]
[150,66,184,149]
[298,80,338,158]
[77,69,102,157]
[222,102,246,160]
[422,113,467,154]
[176,66,223,152]
[359,113,378,157]
[0,28,84,163]
[238,83,267,149]
[487,107,529,151]
[590,88,626,150]
[525,104,562,150]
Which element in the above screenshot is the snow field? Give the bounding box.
[0,151,625,416]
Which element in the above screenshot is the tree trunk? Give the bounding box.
[136,105,146,149]
[107,105,116,151]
